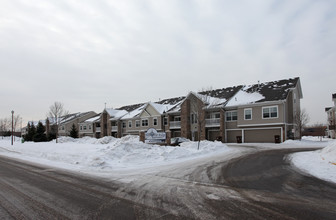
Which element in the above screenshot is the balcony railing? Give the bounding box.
[170,121,181,129]
[205,118,220,127]
[112,126,118,132]
[96,127,101,132]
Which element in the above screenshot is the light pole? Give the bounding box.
[11,110,14,145]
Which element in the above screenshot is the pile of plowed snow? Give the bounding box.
[0,136,230,172]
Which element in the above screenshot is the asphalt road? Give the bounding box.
[0,147,336,219]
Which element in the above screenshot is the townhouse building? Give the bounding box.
[78,114,100,138]
[58,111,97,137]
[73,77,302,143]
[165,77,302,143]
[325,93,336,139]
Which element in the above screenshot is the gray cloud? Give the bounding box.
[1,0,335,125]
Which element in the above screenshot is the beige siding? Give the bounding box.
[122,104,163,135]
[237,104,284,126]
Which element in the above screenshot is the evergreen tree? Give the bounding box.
[25,123,36,141]
[47,125,57,141]
[33,122,47,142]
[69,123,78,138]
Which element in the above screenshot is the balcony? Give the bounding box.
[205,118,220,127]
[112,126,118,132]
[170,121,181,129]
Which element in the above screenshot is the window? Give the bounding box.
[244,109,252,120]
[128,121,132,128]
[122,122,126,128]
[174,116,181,121]
[210,113,220,119]
[89,125,91,130]
[142,119,148,127]
[191,113,198,124]
[263,106,278,119]
[80,126,83,130]
[164,117,168,126]
[226,111,237,121]
[136,120,140,127]
[83,125,87,130]
[153,118,158,126]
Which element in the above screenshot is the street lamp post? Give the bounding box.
[11,110,14,145]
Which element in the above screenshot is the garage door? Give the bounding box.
[244,129,281,143]
[227,130,243,143]
[207,130,220,141]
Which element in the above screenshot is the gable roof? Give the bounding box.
[121,104,147,120]
[165,77,301,112]
[242,77,301,103]
[59,111,95,124]
[117,103,145,112]
[82,114,101,123]
[105,108,128,120]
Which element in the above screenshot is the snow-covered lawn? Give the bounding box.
[0,136,335,184]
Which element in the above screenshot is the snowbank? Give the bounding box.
[0,136,230,175]
[289,140,336,184]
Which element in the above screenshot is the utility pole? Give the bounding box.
[11,110,14,145]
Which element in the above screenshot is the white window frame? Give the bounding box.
[128,121,132,128]
[135,120,140,127]
[163,117,168,126]
[122,122,126,128]
[83,125,87,130]
[142,119,148,127]
[262,106,278,119]
[244,108,252,120]
[153,117,158,126]
[89,125,91,130]
[80,126,83,130]
[226,111,237,122]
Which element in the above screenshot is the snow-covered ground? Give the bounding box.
[0,136,234,177]
[0,136,335,184]
[288,137,336,184]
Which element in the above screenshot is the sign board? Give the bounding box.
[145,128,166,144]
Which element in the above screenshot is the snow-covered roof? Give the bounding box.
[194,92,227,108]
[83,114,101,123]
[242,77,301,102]
[121,104,147,120]
[105,109,128,120]
[226,90,265,107]
[59,111,95,124]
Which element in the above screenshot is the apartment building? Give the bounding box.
[325,93,336,139]
[78,114,100,138]
[81,77,302,143]
[58,111,97,137]
[165,77,302,143]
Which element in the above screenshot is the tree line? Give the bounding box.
[0,115,22,138]
[23,122,79,142]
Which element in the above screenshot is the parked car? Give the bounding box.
[170,137,190,146]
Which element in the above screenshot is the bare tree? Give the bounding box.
[0,119,8,138]
[13,115,22,132]
[295,108,310,140]
[47,102,68,143]
[190,88,221,150]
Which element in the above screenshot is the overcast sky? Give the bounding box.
[1,0,335,125]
